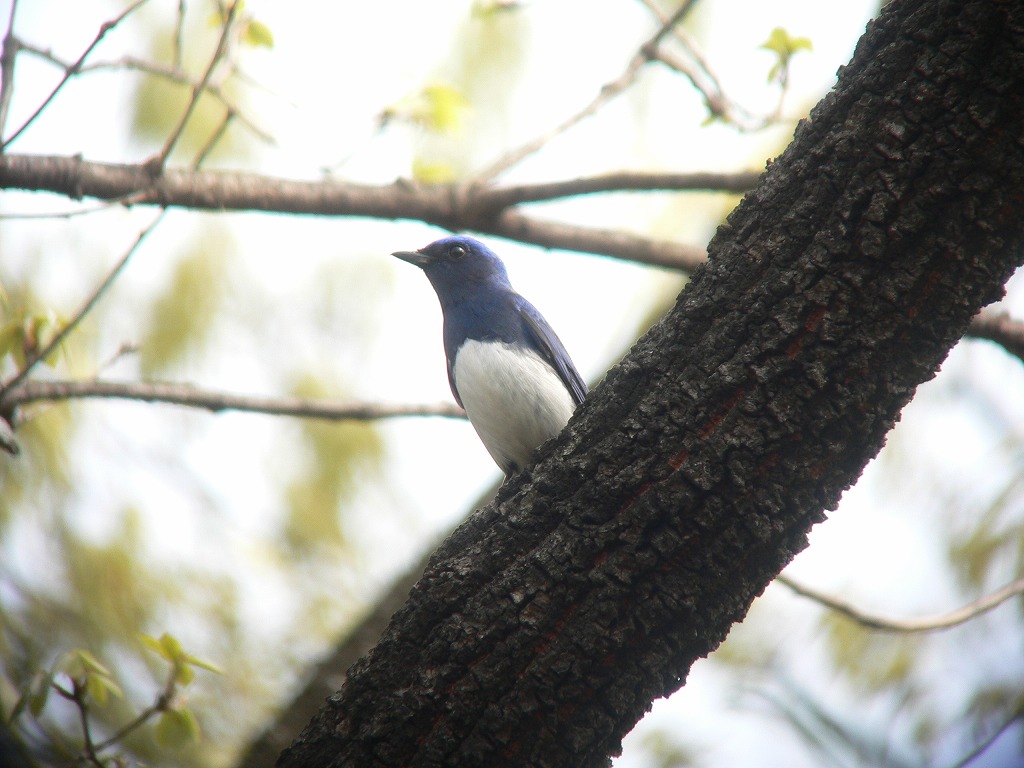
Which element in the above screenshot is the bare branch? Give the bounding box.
[0,153,713,269]
[0,416,17,455]
[639,0,790,130]
[92,665,176,753]
[777,573,1024,633]
[489,208,708,271]
[2,378,466,422]
[946,704,1024,768]
[481,170,759,209]
[966,312,1024,363]
[173,0,186,71]
[0,0,19,140]
[0,0,151,151]
[192,109,235,168]
[14,43,273,144]
[475,0,701,182]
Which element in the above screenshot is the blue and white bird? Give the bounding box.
[393,235,587,475]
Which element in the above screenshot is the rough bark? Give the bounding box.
[276,1,1024,766]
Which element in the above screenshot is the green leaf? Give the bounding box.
[208,0,246,27]
[155,707,200,748]
[141,632,182,664]
[243,19,274,48]
[184,653,223,675]
[0,320,20,360]
[84,672,123,706]
[421,83,470,133]
[760,27,812,83]
[140,632,167,658]
[28,674,52,717]
[411,159,457,184]
[57,650,123,706]
[383,82,471,135]
[159,632,184,661]
[141,632,222,684]
[62,649,113,679]
[759,27,813,58]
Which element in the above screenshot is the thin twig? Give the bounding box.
[475,0,701,182]
[0,211,166,397]
[639,0,791,131]
[0,0,20,143]
[3,379,467,422]
[92,666,176,753]
[0,197,142,220]
[192,109,235,167]
[14,43,272,144]
[173,0,186,71]
[945,705,1024,768]
[156,0,241,169]
[777,573,1024,633]
[68,679,103,768]
[487,208,708,271]
[0,0,151,151]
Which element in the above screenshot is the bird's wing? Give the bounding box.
[445,355,464,408]
[518,300,588,407]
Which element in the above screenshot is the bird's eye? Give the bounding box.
[449,245,467,260]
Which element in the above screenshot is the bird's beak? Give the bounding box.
[392,249,431,268]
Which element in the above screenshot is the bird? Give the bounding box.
[392,235,587,475]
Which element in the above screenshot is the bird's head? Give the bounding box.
[392,236,511,305]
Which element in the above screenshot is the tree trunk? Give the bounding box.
[277,1,1024,765]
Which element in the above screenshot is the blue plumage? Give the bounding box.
[393,236,587,474]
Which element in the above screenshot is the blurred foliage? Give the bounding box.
[383,82,472,136]
[820,612,915,692]
[0,306,66,372]
[139,227,232,376]
[4,634,220,764]
[948,471,1024,591]
[0,285,80,531]
[0,1,386,758]
[283,374,384,553]
[393,0,530,179]
[636,729,696,768]
[132,0,268,165]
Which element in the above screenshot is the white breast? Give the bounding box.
[453,339,578,474]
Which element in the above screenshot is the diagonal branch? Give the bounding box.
[475,0,702,182]
[156,0,241,169]
[479,170,759,209]
[0,0,20,140]
[776,574,1024,633]
[639,0,769,130]
[13,43,273,144]
[0,0,151,151]
[490,208,707,270]
[0,378,465,422]
[0,211,165,398]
